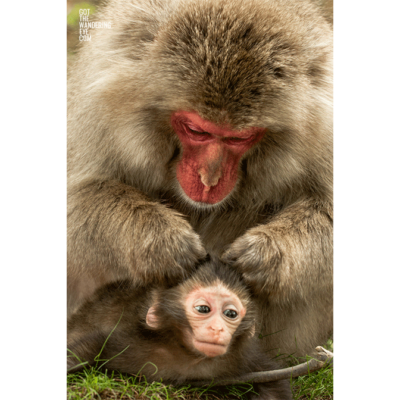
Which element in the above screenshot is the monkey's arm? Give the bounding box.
[68,179,206,286]
[222,198,332,303]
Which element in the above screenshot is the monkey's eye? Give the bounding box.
[184,125,212,141]
[224,136,254,145]
[188,129,211,138]
[190,128,209,135]
[223,309,238,319]
[195,305,211,313]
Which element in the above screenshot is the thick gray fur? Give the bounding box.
[68,0,333,360]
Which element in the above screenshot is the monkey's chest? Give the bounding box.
[188,212,263,254]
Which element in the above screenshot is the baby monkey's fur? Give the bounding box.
[68,261,293,400]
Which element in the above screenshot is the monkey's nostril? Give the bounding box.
[198,167,221,188]
[210,326,224,332]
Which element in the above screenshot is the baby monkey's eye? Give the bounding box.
[223,309,238,319]
[195,305,211,313]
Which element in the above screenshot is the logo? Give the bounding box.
[78,9,112,42]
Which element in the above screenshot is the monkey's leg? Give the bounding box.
[67,332,108,373]
[68,180,206,310]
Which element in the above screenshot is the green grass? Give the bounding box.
[291,364,333,400]
[289,339,333,400]
[67,357,333,400]
[67,369,259,400]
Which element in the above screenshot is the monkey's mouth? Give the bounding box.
[193,339,228,357]
[176,163,236,205]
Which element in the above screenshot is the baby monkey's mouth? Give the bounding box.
[193,339,228,357]
[195,339,226,346]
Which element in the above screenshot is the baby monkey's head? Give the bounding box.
[145,261,256,358]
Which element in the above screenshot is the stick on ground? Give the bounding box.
[187,346,333,387]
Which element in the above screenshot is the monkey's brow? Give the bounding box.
[193,297,210,303]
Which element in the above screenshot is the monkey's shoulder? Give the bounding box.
[67,280,152,332]
[90,279,149,302]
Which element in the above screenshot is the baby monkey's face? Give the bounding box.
[184,282,247,357]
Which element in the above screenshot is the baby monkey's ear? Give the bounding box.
[146,306,159,328]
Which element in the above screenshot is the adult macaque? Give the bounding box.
[68,262,293,400]
[68,0,333,357]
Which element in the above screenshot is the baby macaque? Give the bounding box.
[67,261,293,400]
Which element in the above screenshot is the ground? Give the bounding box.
[67,344,334,400]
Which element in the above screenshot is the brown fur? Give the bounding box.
[68,0,333,358]
[67,262,293,400]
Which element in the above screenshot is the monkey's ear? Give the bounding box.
[146,306,159,328]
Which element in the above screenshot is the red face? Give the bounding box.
[171,111,266,204]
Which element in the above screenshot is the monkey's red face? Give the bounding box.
[171,111,266,204]
[184,283,246,357]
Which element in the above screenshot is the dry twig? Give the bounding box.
[187,346,333,387]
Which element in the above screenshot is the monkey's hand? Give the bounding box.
[130,204,207,285]
[221,226,288,298]
[68,181,207,287]
[221,200,332,301]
